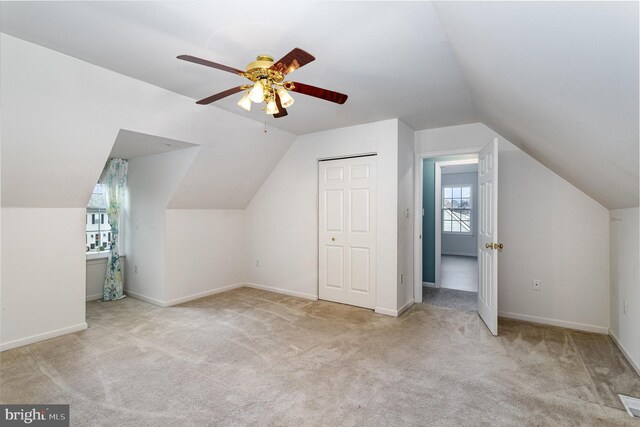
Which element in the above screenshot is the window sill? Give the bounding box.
[86,253,125,261]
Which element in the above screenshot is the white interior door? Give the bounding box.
[478,138,499,336]
[319,155,377,309]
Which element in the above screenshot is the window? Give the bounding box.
[86,183,112,254]
[443,185,472,234]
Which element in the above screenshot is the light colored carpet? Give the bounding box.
[1,287,639,426]
[440,255,477,292]
[423,286,478,312]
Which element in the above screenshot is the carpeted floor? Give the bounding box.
[2,287,639,426]
[423,286,478,312]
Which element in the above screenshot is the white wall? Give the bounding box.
[609,208,640,373]
[246,119,401,313]
[124,149,199,304]
[498,150,610,332]
[441,171,478,256]
[416,123,611,333]
[1,34,294,349]
[397,120,415,311]
[165,209,246,305]
[1,208,87,350]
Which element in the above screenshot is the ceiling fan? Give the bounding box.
[177,48,348,118]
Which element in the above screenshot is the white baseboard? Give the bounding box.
[124,290,167,307]
[398,298,415,316]
[423,282,436,288]
[498,311,609,334]
[164,283,245,306]
[0,322,88,352]
[609,329,640,377]
[375,306,399,317]
[125,283,246,307]
[244,282,318,301]
[375,299,415,317]
[86,293,102,302]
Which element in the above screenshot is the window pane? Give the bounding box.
[462,187,471,198]
[458,210,471,221]
[461,221,471,232]
[444,187,452,198]
[443,210,452,220]
[444,221,452,232]
[451,221,460,232]
[460,198,470,209]
[452,187,461,198]
[444,199,453,208]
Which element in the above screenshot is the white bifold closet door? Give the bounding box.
[319,155,377,309]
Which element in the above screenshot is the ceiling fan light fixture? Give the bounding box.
[266,99,279,115]
[237,92,252,111]
[277,87,295,108]
[249,80,265,103]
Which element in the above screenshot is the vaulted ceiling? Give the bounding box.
[0,1,637,209]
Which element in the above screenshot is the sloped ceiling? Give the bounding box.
[1,34,295,209]
[433,1,639,209]
[1,1,637,209]
[0,1,476,135]
[110,130,199,160]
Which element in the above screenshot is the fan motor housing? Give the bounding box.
[246,55,274,71]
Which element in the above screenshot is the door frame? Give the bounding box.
[434,159,479,288]
[413,147,483,303]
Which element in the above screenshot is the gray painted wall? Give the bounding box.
[441,171,478,257]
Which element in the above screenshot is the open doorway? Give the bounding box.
[421,156,479,312]
[414,140,499,335]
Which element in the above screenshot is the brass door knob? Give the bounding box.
[486,242,504,250]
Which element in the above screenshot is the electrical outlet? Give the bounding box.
[624,300,628,315]
[134,265,138,274]
[532,279,541,291]
[256,259,260,267]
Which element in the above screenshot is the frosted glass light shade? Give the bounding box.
[237,92,252,111]
[277,88,295,108]
[249,81,265,103]
[266,100,279,114]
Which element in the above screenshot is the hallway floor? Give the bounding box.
[1,287,639,426]
[423,286,478,312]
[441,254,477,292]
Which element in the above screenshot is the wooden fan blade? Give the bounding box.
[177,55,244,76]
[289,82,348,104]
[273,93,288,118]
[271,48,315,75]
[196,86,245,105]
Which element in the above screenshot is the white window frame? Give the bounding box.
[442,184,473,236]
[86,183,114,258]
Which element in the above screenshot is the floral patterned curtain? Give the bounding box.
[100,158,128,301]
